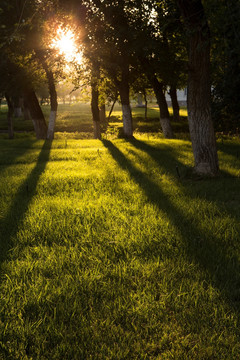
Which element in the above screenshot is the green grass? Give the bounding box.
[0,103,189,138]
[0,136,240,359]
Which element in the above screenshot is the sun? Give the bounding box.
[51,27,82,64]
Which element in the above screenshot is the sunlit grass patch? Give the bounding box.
[0,137,240,359]
[0,102,189,138]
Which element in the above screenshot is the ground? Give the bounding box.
[0,134,240,359]
[0,104,240,359]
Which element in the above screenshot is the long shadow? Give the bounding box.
[0,140,52,273]
[0,139,38,175]
[217,140,240,159]
[130,139,240,262]
[130,138,240,214]
[102,139,240,314]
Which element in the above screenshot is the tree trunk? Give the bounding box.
[100,104,106,124]
[121,103,133,137]
[91,67,101,140]
[14,107,22,118]
[46,70,58,140]
[140,57,174,138]
[144,90,148,121]
[47,110,57,139]
[118,70,133,138]
[23,99,31,120]
[177,0,219,175]
[108,92,118,121]
[5,94,14,139]
[34,50,58,140]
[13,96,22,118]
[23,88,47,139]
[93,120,101,139]
[169,86,180,122]
[137,93,143,107]
[152,77,174,138]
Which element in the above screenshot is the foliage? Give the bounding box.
[0,0,239,133]
[205,0,240,132]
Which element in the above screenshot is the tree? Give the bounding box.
[0,0,48,139]
[205,0,240,133]
[23,87,48,139]
[35,49,58,140]
[5,93,14,139]
[127,0,176,138]
[177,0,219,175]
[90,60,101,139]
[82,0,135,138]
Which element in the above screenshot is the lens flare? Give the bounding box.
[51,27,82,64]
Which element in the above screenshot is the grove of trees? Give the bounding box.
[0,0,239,175]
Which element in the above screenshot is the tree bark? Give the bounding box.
[23,99,31,120]
[118,67,133,138]
[139,57,174,138]
[5,94,14,139]
[34,50,58,140]
[144,90,148,121]
[23,88,47,139]
[108,92,118,121]
[13,96,22,118]
[137,93,143,107]
[177,0,219,175]
[93,120,101,139]
[46,70,58,140]
[100,104,106,124]
[91,66,101,140]
[169,86,180,122]
[152,77,174,138]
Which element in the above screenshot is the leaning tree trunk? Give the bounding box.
[108,92,118,122]
[152,77,174,139]
[23,88,47,139]
[177,0,219,175]
[118,67,133,138]
[169,85,180,122]
[5,93,14,139]
[46,70,58,140]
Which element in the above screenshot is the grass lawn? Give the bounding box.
[0,103,189,138]
[0,135,240,359]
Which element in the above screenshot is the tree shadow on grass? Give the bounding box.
[130,138,240,239]
[0,139,38,175]
[0,140,52,274]
[217,141,240,162]
[130,138,240,219]
[102,139,240,315]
